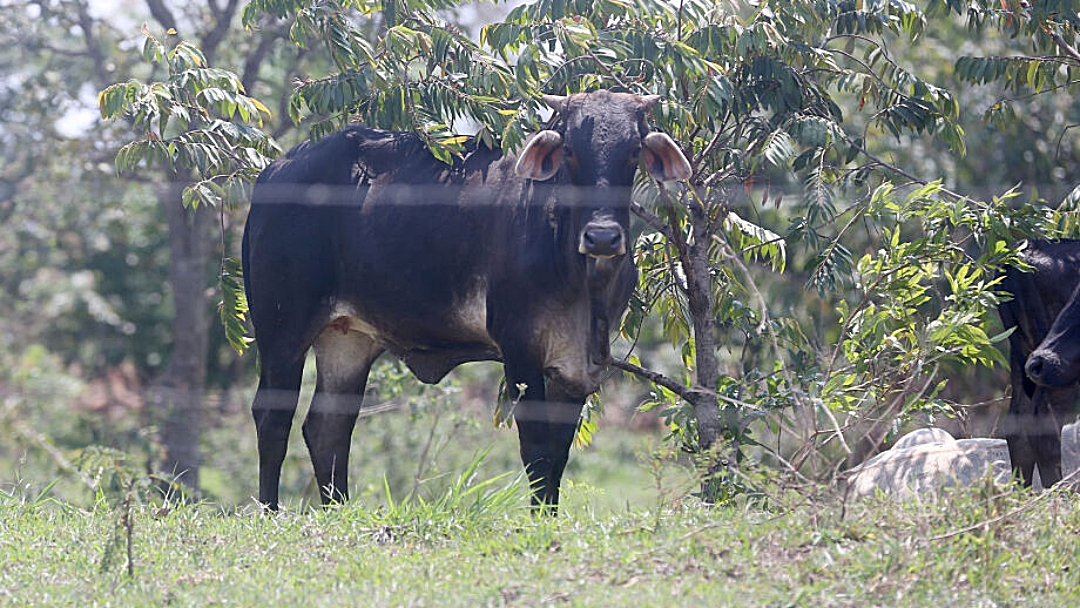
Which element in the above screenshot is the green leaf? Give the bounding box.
[219,257,253,354]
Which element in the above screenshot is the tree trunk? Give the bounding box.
[151,179,213,493]
[139,0,254,498]
[686,211,723,453]
[657,188,731,500]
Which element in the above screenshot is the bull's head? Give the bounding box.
[513,91,691,369]
[513,91,692,261]
[1026,282,1080,387]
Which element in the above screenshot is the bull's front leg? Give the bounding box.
[1004,351,1037,486]
[1031,386,1069,488]
[507,365,582,513]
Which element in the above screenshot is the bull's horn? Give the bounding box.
[542,94,568,113]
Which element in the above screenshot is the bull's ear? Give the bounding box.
[642,132,692,182]
[515,130,564,181]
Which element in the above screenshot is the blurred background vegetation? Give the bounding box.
[3,0,1080,510]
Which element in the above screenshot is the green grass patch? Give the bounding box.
[4,473,1080,606]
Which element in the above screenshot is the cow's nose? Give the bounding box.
[1026,355,1045,383]
[579,225,625,257]
[1026,351,1052,384]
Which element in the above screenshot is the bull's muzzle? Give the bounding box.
[1026,348,1071,387]
[579,219,626,258]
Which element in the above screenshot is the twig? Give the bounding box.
[357,400,403,419]
[711,232,771,335]
[122,482,135,578]
[408,404,445,502]
[8,417,98,492]
[841,135,969,203]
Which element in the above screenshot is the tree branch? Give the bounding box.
[74,0,111,88]
[242,24,288,92]
[611,358,692,400]
[658,186,694,294]
[630,201,673,239]
[610,358,761,416]
[200,0,241,63]
[1049,30,1080,64]
[842,135,969,202]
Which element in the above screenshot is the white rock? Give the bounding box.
[845,435,1011,501]
[845,422,1080,499]
[891,427,956,450]
[1062,422,1080,480]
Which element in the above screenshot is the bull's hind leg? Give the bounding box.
[303,326,383,505]
[252,355,305,511]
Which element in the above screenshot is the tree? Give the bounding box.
[98,5,294,491]
[1,0,315,493]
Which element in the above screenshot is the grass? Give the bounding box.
[6,363,1080,605]
[5,468,1080,607]
[190,363,693,515]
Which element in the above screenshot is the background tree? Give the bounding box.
[0,1,173,495]
[0,0,327,496]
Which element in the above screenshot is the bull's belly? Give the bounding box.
[323,284,500,383]
[319,284,605,393]
[327,298,493,348]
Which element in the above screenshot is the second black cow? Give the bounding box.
[999,239,1080,487]
[243,91,692,510]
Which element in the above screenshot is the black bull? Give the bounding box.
[999,239,1080,487]
[243,91,692,510]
